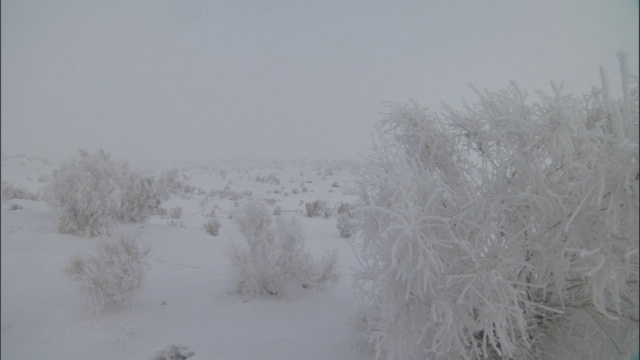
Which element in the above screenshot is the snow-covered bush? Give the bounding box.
[65,231,151,313]
[47,150,164,237]
[168,206,183,219]
[148,344,195,360]
[352,55,638,360]
[305,199,327,217]
[228,199,339,296]
[337,214,354,238]
[116,173,163,223]
[1,180,39,201]
[336,203,355,238]
[9,203,23,211]
[204,218,221,236]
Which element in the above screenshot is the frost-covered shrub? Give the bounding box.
[336,213,354,239]
[1,180,39,201]
[47,150,123,237]
[65,231,151,313]
[273,205,282,215]
[9,203,23,211]
[155,169,182,200]
[46,150,164,237]
[352,55,639,360]
[168,206,183,219]
[148,344,195,360]
[167,219,184,228]
[228,199,339,296]
[204,218,221,236]
[156,207,168,217]
[305,199,327,217]
[336,203,355,238]
[116,173,163,223]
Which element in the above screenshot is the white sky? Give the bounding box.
[1,0,638,163]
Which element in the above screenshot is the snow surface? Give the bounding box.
[1,156,370,360]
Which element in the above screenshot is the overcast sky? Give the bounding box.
[2,0,638,163]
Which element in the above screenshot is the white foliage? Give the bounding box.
[1,180,39,201]
[204,218,221,236]
[305,199,327,217]
[352,55,639,360]
[47,149,165,237]
[228,199,339,296]
[337,212,355,239]
[65,231,151,313]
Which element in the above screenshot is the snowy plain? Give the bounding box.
[1,154,371,360]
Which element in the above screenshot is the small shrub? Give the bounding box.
[168,206,182,219]
[335,203,347,214]
[156,207,168,217]
[204,218,221,236]
[305,199,327,217]
[9,203,23,211]
[337,213,355,238]
[273,206,282,215]
[1,181,39,201]
[331,181,339,188]
[65,231,150,313]
[166,219,183,227]
[292,188,299,195]
[228,199,339,296]
[148,344,195,360]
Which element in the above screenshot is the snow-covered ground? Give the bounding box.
[1,155,371,360]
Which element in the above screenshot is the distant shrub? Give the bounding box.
[9,203,23,211]
[65,231,150,313]
[331,181,339,188]
[156,207,168,217]
[273,206,282,215]
[337,213,355,239]
[228,199,339,296]
[166,219,184,228]
[305,199,327,217]
[204,218,221,236]
[336,202,352,215]
[168,206,183,219]
[292,188,299,195]
[335,203,355,238]
[148,344,195,360]
[1,181,39,201]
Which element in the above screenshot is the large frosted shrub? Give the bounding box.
[65,231,151,313]
[47,149,164,237]
[352,54,638,360]
[228,199,339,296]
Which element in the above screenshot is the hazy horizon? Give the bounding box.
[2,0,638,164]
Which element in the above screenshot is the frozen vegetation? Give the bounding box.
[1,58,638,359]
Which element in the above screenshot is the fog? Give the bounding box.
[2,0,638,163]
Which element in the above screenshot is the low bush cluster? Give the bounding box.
[305,199,327,217]
[65,231,151,313]
[47,150,174,237]
[228,199,339,296]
